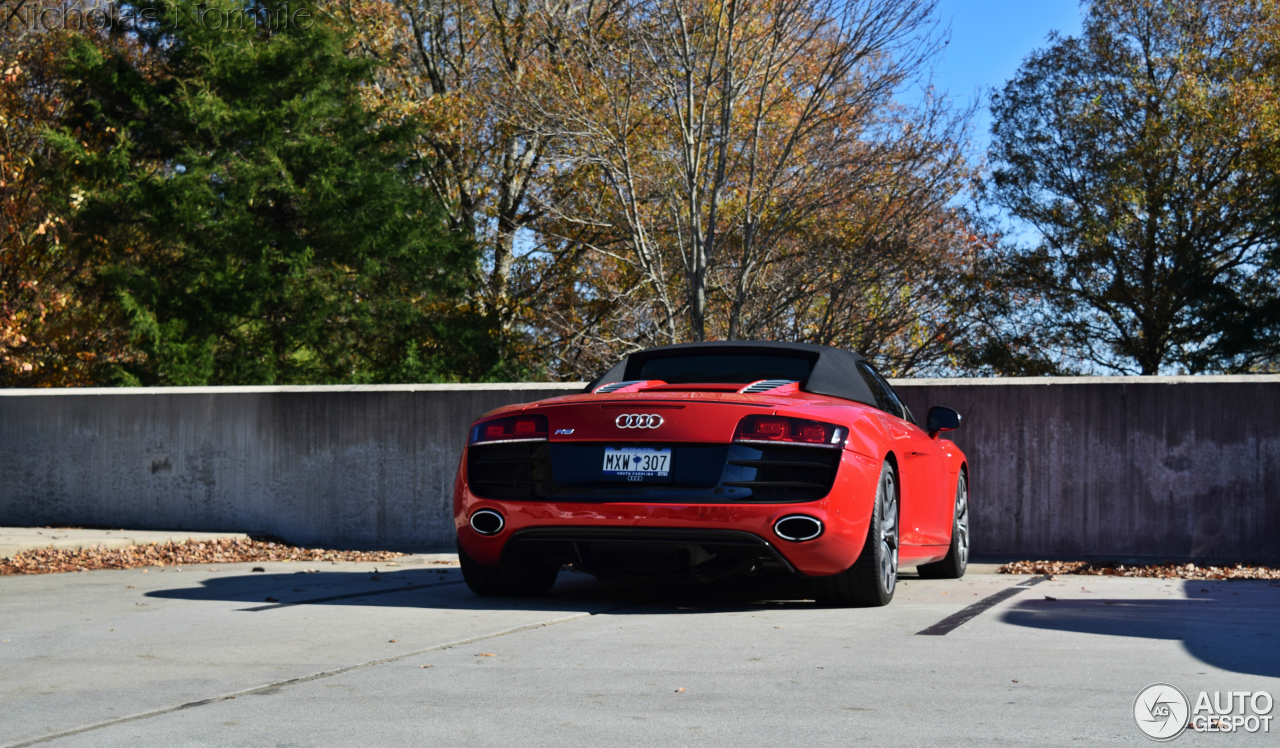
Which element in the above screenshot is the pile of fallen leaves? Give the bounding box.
[998,560,1280,580]
[0,537,405,575]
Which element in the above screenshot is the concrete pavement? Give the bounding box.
[1,561,1277,746]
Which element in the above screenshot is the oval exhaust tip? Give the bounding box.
[774,515,823,542]
[470,509,505,536]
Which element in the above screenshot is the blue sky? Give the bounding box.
[920,0,1086,157]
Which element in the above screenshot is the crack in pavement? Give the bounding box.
[7,577,1044,745]
[4,603,640,748]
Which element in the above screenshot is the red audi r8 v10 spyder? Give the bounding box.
[453,341,968,606]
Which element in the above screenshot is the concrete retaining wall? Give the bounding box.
[0,385,573,552]
[892,377,1280,563]
[2,377,1278,561]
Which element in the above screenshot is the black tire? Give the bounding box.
[457,542,559,597]
[812,461,899,607]
[917,471,969,580]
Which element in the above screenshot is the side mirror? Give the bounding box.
[927,406,961,437]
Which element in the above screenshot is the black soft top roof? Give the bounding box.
[586,340,878,407]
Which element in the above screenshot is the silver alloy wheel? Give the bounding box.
[880,468,899,594]
[955,476,969,568]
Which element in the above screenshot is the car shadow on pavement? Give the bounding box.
[144,567,825,614]
[998,581,1280,678]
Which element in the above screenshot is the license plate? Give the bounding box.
[602,447,672,482]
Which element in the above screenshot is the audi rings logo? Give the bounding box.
[615,413,664,429]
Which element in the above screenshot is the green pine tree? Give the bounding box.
[44,0,499,385]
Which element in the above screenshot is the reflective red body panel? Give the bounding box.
[453,387,967,578]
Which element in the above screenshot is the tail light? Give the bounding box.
[733,415,846,449]
[470,414,549,445]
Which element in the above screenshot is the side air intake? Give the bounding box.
[467,442,551,499]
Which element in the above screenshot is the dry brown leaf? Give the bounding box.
[998,560,1280,581]
[0,539,404,576]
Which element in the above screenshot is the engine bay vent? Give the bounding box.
[738,379,800,394]
[593,380,666,394]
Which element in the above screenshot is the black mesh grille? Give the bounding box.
[751,464,831,485]
[467,442,552,499]
[724,445,841,502]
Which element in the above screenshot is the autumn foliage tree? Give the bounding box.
[509,0,975,375]
[988,0,1280,374]
[1,20,131,385]
[340,0,572,366]
[9,0,1177,386]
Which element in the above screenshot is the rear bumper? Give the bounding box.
[453,448,881,577]
[500,527,798,579]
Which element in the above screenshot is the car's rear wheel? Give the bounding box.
[458,542,559,597]
[917,471,969,580]
[812,460,899,607]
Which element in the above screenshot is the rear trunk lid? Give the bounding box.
[466,392,841,505]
